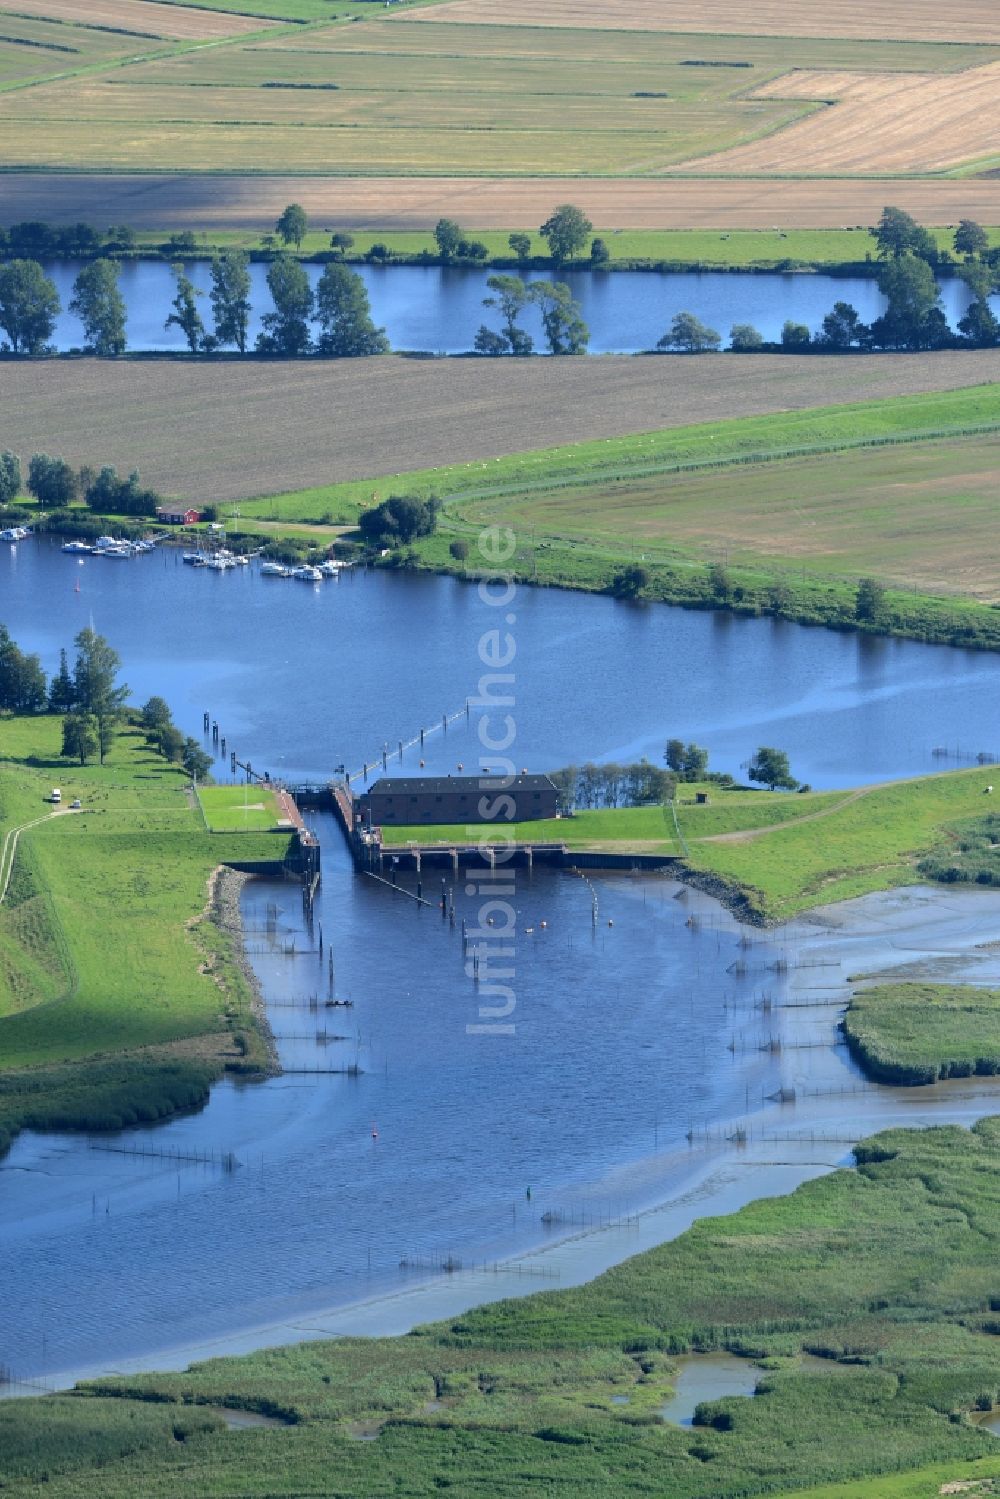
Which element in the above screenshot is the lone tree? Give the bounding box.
[359,494,438,547]
[275,203,308,248]
[530,280,589,354]
[164,267,206,353]
[476,273,534,355]
[954,218,989,260]
[433,218,464,262]
[48,648,75,713]
[748,746,797,791]
[0,625,47,714]
[869,254,945,350]
[315,264,389,357]
[183,738,213,781]
[27,453,76,507]
[609,563,649,598]
[819,301,865,349]
[72,627,128,764]
[210,250,252,353]
[0,259,60,355]
[539,203,592,265]
[729,322,763,351]
[69,259,126,356]
[256,258,314,355]
[62,712,98,766]
[0,451,21,507]
[872,205,938,264]
[780,320,810,349]
[508,232,532,262]
[657,311,721,353]
[329,231,355,258]
[855,575,888,624]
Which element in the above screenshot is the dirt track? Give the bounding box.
[4,174,1000,230]
[2,352,998,503]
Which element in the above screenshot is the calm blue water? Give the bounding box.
[36,259,989,354]
[3,538,999,789]
[1,543,1000,1382]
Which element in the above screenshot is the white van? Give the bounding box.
[50,789,62,803]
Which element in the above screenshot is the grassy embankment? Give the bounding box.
[196,784,284,832]
[223,382,1000,646]
[0,715,294,1155]
[844,982,1000,1086]
[383,766,1000,923]
[5,1120,1000,1494]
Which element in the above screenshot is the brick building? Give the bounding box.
[359,774,558,827]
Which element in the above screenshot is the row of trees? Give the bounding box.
[0,626,129,764]
[0,254,389,358]
[656,209,1000,353]
[473,275,589,356]
[0,450,160,517]
[0,623,212,775]
[547,744,801,811]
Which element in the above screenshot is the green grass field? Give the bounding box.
[0,715,293,1152]
[131,224,1000,271]
[196,784,284,831]
[844,982,1000,1085]
[5,1119,1000,1495]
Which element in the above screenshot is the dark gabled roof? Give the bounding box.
[364,774,556,795]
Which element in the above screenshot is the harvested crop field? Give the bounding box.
[411,0,1000,45]
[469,431,1000,599]
[687,62,1000,174]
[2,353,999,503]
[2,0,274,38]
[5,173,1000,231]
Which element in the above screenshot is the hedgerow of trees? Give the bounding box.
[0,623,211,776]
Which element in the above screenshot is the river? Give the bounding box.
[3,541,1000,1386]
[36,260,994,355]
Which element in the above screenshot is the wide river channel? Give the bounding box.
[3,538,1000,1385]
[39,259,998,354]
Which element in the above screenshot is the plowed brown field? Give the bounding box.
[5,173,1000,230]
[410,0,1000,45]
[2,353,999,503]
[4,0,273,38]
[684,61,1000,173]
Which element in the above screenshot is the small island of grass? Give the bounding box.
[844,982,1000,1086]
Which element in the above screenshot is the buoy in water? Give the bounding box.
[540,920,547,928]
[608,919,614,927]
[371,1123,379,1141]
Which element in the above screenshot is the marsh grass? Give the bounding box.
[7,1123,1000,1495]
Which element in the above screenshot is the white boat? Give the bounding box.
[293,565,323,582]
[181,551,203,565]
[61,540,91,554]
[206,555,234,571]
[100,545,132,558]
[318,560,344,577]
[1,526,29,542]
[261,561,290,577]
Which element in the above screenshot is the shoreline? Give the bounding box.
[14,881,1000,1399]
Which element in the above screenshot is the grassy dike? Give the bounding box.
[383,766,1000,925]
[5,1121,1000,1495]
[217,381,1000,652]
[0,716,294,1155]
